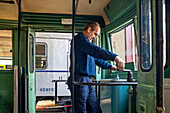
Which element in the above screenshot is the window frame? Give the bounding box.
[35,42,48,70]
[139,0,153,71]
[29,33,35,73]
[164,0,169,69]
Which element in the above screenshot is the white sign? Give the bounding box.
[61,18,72,25]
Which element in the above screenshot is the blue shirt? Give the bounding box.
[70,33,118,76]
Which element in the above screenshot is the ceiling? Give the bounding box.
[0,0,111,25]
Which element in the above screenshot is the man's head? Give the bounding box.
[83,22,100,41]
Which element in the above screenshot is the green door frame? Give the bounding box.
[136,0,164,112]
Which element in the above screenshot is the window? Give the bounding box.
[0,30,12,70]
[29,34,34,73]
[111,29,126,62]
[140,0,152,69]
[36,43,47,69]
[110,24,138,70]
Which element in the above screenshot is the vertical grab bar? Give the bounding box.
[14,65,18,113]
[67,40,70,78]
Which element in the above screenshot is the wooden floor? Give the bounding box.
[36,100,71,113]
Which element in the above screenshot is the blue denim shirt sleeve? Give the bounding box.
[75,33,118,61]
[95,58,112,69]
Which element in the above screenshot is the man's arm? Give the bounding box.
[95,56,125,71]
[75,34,118,61]
[95,58,112,69]
[95,58,117,73]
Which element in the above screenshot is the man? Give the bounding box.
[67,22,125,113]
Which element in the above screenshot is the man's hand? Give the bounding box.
[110,65,117,71]
[114,56,125,71]
[110,65,117,74]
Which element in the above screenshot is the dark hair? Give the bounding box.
[84,22,100,31]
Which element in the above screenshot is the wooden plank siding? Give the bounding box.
[0,30,12,57]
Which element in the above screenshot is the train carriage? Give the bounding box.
[35,32,71,99]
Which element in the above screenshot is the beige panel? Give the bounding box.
[22,0,110,16]
[0,30,12,37]
[0,37,12,42]
[0,53,12,57]
[76,0,110,15]
[0,48,12,52]
[1,0,111,25]
[0,47,12,57]
[0,42,12,46]
[22,0,72,14]
[0,2,18,20]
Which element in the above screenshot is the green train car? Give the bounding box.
[0,0,169,113]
